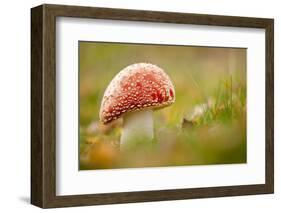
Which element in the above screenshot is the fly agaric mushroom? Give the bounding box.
[99,63,175,146]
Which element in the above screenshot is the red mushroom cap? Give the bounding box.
[99,63,175,124]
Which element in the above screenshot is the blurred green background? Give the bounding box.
[79,41,247,170]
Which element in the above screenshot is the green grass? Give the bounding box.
[79,77,246,170]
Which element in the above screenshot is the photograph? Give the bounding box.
[30,3,274,208]
[79,41,247,170]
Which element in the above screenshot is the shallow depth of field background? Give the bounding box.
[79,42,246,170]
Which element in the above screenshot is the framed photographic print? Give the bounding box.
[31,4,274,208]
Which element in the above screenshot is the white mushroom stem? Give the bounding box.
[120,109,154,146]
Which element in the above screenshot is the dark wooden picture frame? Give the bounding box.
[31,4,274,208]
